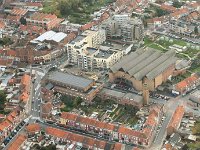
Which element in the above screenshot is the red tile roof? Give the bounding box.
[42,102,53,114]
[6,110,17,123]
[168,105,184,130]
[26,123,41,133]
[25,2,43,7]
[0,21,5,29]
[7,134,26,150]
[80,22,97,31]
[170,8,189,18]
[11,8,28,16]
[160,4,176,12]
[68,133,84,143]
[30,13,57,21]
[0,49,17,57]
[94,140,107,149]
[95,121,106,129]
[0,58,13,66]
[0,119,11,131]
[118,126,142,138]
[46,127,109,149]
[176,73,199,92]
[114,143,122,150]
[61,112,78,121]
[46,127,69,139]
[21,74,31,87]
[6,15,21,22]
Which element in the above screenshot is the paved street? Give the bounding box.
[150,97,180,150]
[31,71,43,119]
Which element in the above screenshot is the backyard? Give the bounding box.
[60,95,139,126]
[143,36,200,59]
[187,120,200,150]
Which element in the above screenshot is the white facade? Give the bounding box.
[113,14,130,26]
[66,30,106,64]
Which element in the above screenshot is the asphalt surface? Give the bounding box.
[151,97,180,150]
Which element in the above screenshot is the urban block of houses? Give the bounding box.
[19,74,31,114]
[10,8,28,17]
[59,105,162,147]
[167,105,185,135]
[0,107,25,143]
[160,4,176,12]
[45,126,139,150]
[19,24,45,35]
[7,134,27,150]
[26,13,63,30]
[173,73,200,95]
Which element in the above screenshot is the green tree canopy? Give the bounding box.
[0,91,7,114]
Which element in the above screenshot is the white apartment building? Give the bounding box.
[66,30,106,64]
[113,14,130,27]
[77,46,124,71]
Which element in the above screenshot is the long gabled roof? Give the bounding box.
[111,48,176,80]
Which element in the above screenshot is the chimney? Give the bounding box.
[143,83,149,105]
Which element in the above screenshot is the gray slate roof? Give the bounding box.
[48,71,93,89]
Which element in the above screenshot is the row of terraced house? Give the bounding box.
[59,105,163,148]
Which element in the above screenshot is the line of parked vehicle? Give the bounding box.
[2,120,28,147]
[150,92,170,101]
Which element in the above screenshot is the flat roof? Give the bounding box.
[34,31,67,42]
[48,71,94,90]
[70,35,86,44]
[95,50,114,59]
[101,88,143,103]
[190,90,200,104]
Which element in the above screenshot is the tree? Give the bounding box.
[0,91,7,114]
[194,26,199,35]
[73,97,83,106]
[155,8,168,17]
[173,0,183,8]
[20,17,27,25]
[40,144,56,150]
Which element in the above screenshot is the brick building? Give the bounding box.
[167,105,184,135]
[46,71,103,102]
[109,48,177,91]
[174,73,200,95]
[26,13,63,30]
[59,106,162,147]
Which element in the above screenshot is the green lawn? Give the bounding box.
[187,142,200,150]
[144,37,154,45]
[143,36,199,59]
[148,43,167,52]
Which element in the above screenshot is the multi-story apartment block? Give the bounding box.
[26,13,63,30]
[101,17,144,42]
[113,14,130,27]
[169,19,192,36]
[77,46,124,70]
[66,30,106,66]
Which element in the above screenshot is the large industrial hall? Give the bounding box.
[109,48,178,91]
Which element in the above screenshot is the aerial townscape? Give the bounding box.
[0,0,199,150]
